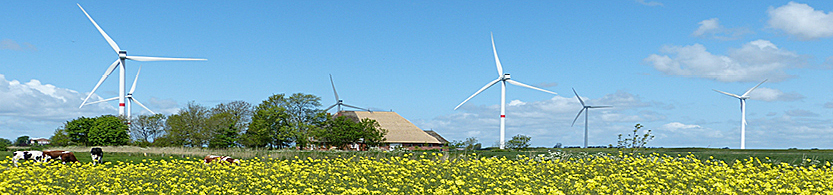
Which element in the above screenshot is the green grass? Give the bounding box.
[3,147,833,167]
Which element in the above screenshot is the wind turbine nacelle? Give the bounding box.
[503,73,511,80]
[338,100,343,103]
[119,51,127,59]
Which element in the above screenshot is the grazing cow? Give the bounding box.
[91,148,103,165]
[12,151,44,167]
[42,150,66,162]
[203,155,240,165]
[58,151,78,164]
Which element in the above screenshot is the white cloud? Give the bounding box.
[661,122,700,131]
[635,0,663,7]
[692,18,751,40]
[749,115,833,148]
[508,100,526,106]
[785,109,819,117]
[748,87,804,102]
[0,74,119,139]
[768,2,833,40]
[655,122,725,146]
[596,90,650,108]
[644,40,805,82]
[0,39,36,51]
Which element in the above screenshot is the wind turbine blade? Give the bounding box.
[129,65,142,94]
[506,80,557,95]
[80,60,120,107]
[77,4,120,53]
[83,96,120,106]
[126,56,207,62]
[572,88,585,107]
[329,74,339,101]
[742,79,768,97]
[571,108,585,127]
[342,103,368,111]
[588,106,612,108]
[491,33,503,76]
[454,78,501,110]
[324,104,338,111]
[713,89,742,99]
[130,98,156,114]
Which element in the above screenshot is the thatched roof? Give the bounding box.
[337,111,441,144]
[423,130,448,144]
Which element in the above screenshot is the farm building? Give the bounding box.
[336,111,445,151]
[29,138,50,145]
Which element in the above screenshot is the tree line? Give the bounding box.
[49,93,387,150]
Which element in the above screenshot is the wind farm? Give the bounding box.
[2,1,832,150]
[3,1,833,194]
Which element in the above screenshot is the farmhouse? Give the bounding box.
[29,138,50,146]
[336,111,445,151]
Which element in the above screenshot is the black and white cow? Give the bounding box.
[12,151,44,167]
[91,147,103,165]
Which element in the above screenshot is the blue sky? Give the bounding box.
[1,1,832,148]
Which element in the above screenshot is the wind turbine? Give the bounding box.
[77,4,206,117]
[454,33,557,149]
[713,79,766,149]
[324,74,369,112]
[84,66,156,119]
[570,88,611,148]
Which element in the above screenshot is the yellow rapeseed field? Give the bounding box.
[1,152,832,194]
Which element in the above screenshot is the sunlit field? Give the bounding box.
[2,150,833,194]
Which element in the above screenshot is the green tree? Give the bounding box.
[0,138,12,151]
[65,116,95,146]
[14,135,30,146]
[449,137,481,150]
[50,127,71,146]
[243,94,293,149]
[615,123,655,153]
[314,116,387,150]
[357,118,387,148]
[506,134,531,150]
[207,112,239,148]
[284,93,326,149]
[205,101,253,148]
[163,102,210,147]
[130,114,167,144]
[88,115,130,146]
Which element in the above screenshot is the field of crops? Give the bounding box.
[2,151,832,194]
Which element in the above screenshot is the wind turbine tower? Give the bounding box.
[570,88,611,148]
[454,33,557,149]
[77,4,206,117]
[713,79,767,149]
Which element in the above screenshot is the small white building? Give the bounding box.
[29,138,50,145]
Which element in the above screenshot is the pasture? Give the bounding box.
[1,147,833,194]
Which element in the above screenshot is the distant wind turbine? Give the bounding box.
[84,66,155,119]
[77,4,206,117]
[713,79,767,149]
[454,33,557,149]
[324,74,369,112]
[570,88,611,148]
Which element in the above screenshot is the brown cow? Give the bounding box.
[58,151,78,164]
[203,155,240,165]
[42,150,66,162]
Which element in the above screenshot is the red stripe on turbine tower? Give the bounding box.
[500,115,505,118]
[119,103,125,107]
